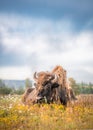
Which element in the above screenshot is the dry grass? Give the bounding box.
[0,94,93,130]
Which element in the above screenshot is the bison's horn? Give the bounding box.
[54,74,58,80]
[33,72,38,80]
[52,74,58,82]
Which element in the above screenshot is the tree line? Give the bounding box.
[69,78,93,95]
[0,78,32,95]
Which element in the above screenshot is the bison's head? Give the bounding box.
[36,82,59,103]
[33,71,59,103]
[33,71,58,88]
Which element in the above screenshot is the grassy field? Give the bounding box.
[0,94,93,130]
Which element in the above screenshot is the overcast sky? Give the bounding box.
[0,0,93,83]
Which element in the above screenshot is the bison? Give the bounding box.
[33,66,74,105]
[22,71,58,105]
[22,65,77,106]
[33,71,59,103]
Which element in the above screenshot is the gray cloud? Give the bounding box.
[0,13,93,82]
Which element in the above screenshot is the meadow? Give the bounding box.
[0,94,93,130]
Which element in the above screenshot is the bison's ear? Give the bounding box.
[51,83,59,89]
